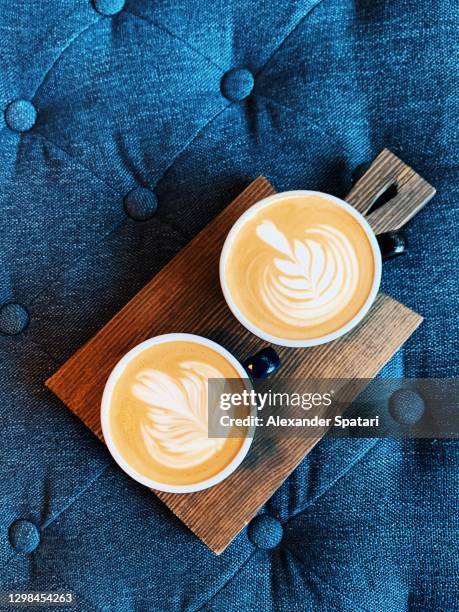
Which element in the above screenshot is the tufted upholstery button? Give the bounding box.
[4,100,37,132]
[389,389,425,425]
[92,0,125,16]
[247,514,283,549]
[0,303,30,335]
[9,520,40,553]
[221,68,254,102]
[124,187,158,221]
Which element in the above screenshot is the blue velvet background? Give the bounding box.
[1,1,458,610]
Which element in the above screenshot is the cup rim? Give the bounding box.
[219,190,382,347]
[100,333,254,494]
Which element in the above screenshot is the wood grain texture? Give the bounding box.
[346,148,436,233]
[47,154,427,554]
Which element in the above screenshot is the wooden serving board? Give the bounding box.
[46,149,434,554]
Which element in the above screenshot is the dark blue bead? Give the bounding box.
[244,347,281,379]
[377,231,407,260]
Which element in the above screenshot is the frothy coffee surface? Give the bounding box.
[108,340,246,486]
[224,195,376,341]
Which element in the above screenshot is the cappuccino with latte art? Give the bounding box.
[101,334,252,493]
[220,192,381,346]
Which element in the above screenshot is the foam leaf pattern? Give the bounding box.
[132,361,226,469]
[256,221,359,327]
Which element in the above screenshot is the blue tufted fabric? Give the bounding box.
[0,1,458,610]
[247,515,284,550]
[221,69,255,102]
[124,186,158,221]
[4,100,38,133]
[92,0,126,17]
[389,390,425,426]
[8,520,41,554]
[0,303,30,335]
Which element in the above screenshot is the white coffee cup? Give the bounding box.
[101,333,255,493]
[220,190,382,348]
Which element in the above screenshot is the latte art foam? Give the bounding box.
[223,194,377,342]
[132,361,225,470]
[256,221,358,327]
[108,340,247,486]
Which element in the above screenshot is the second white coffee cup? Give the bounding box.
[101,333,255,494]
[220,190,382,348]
